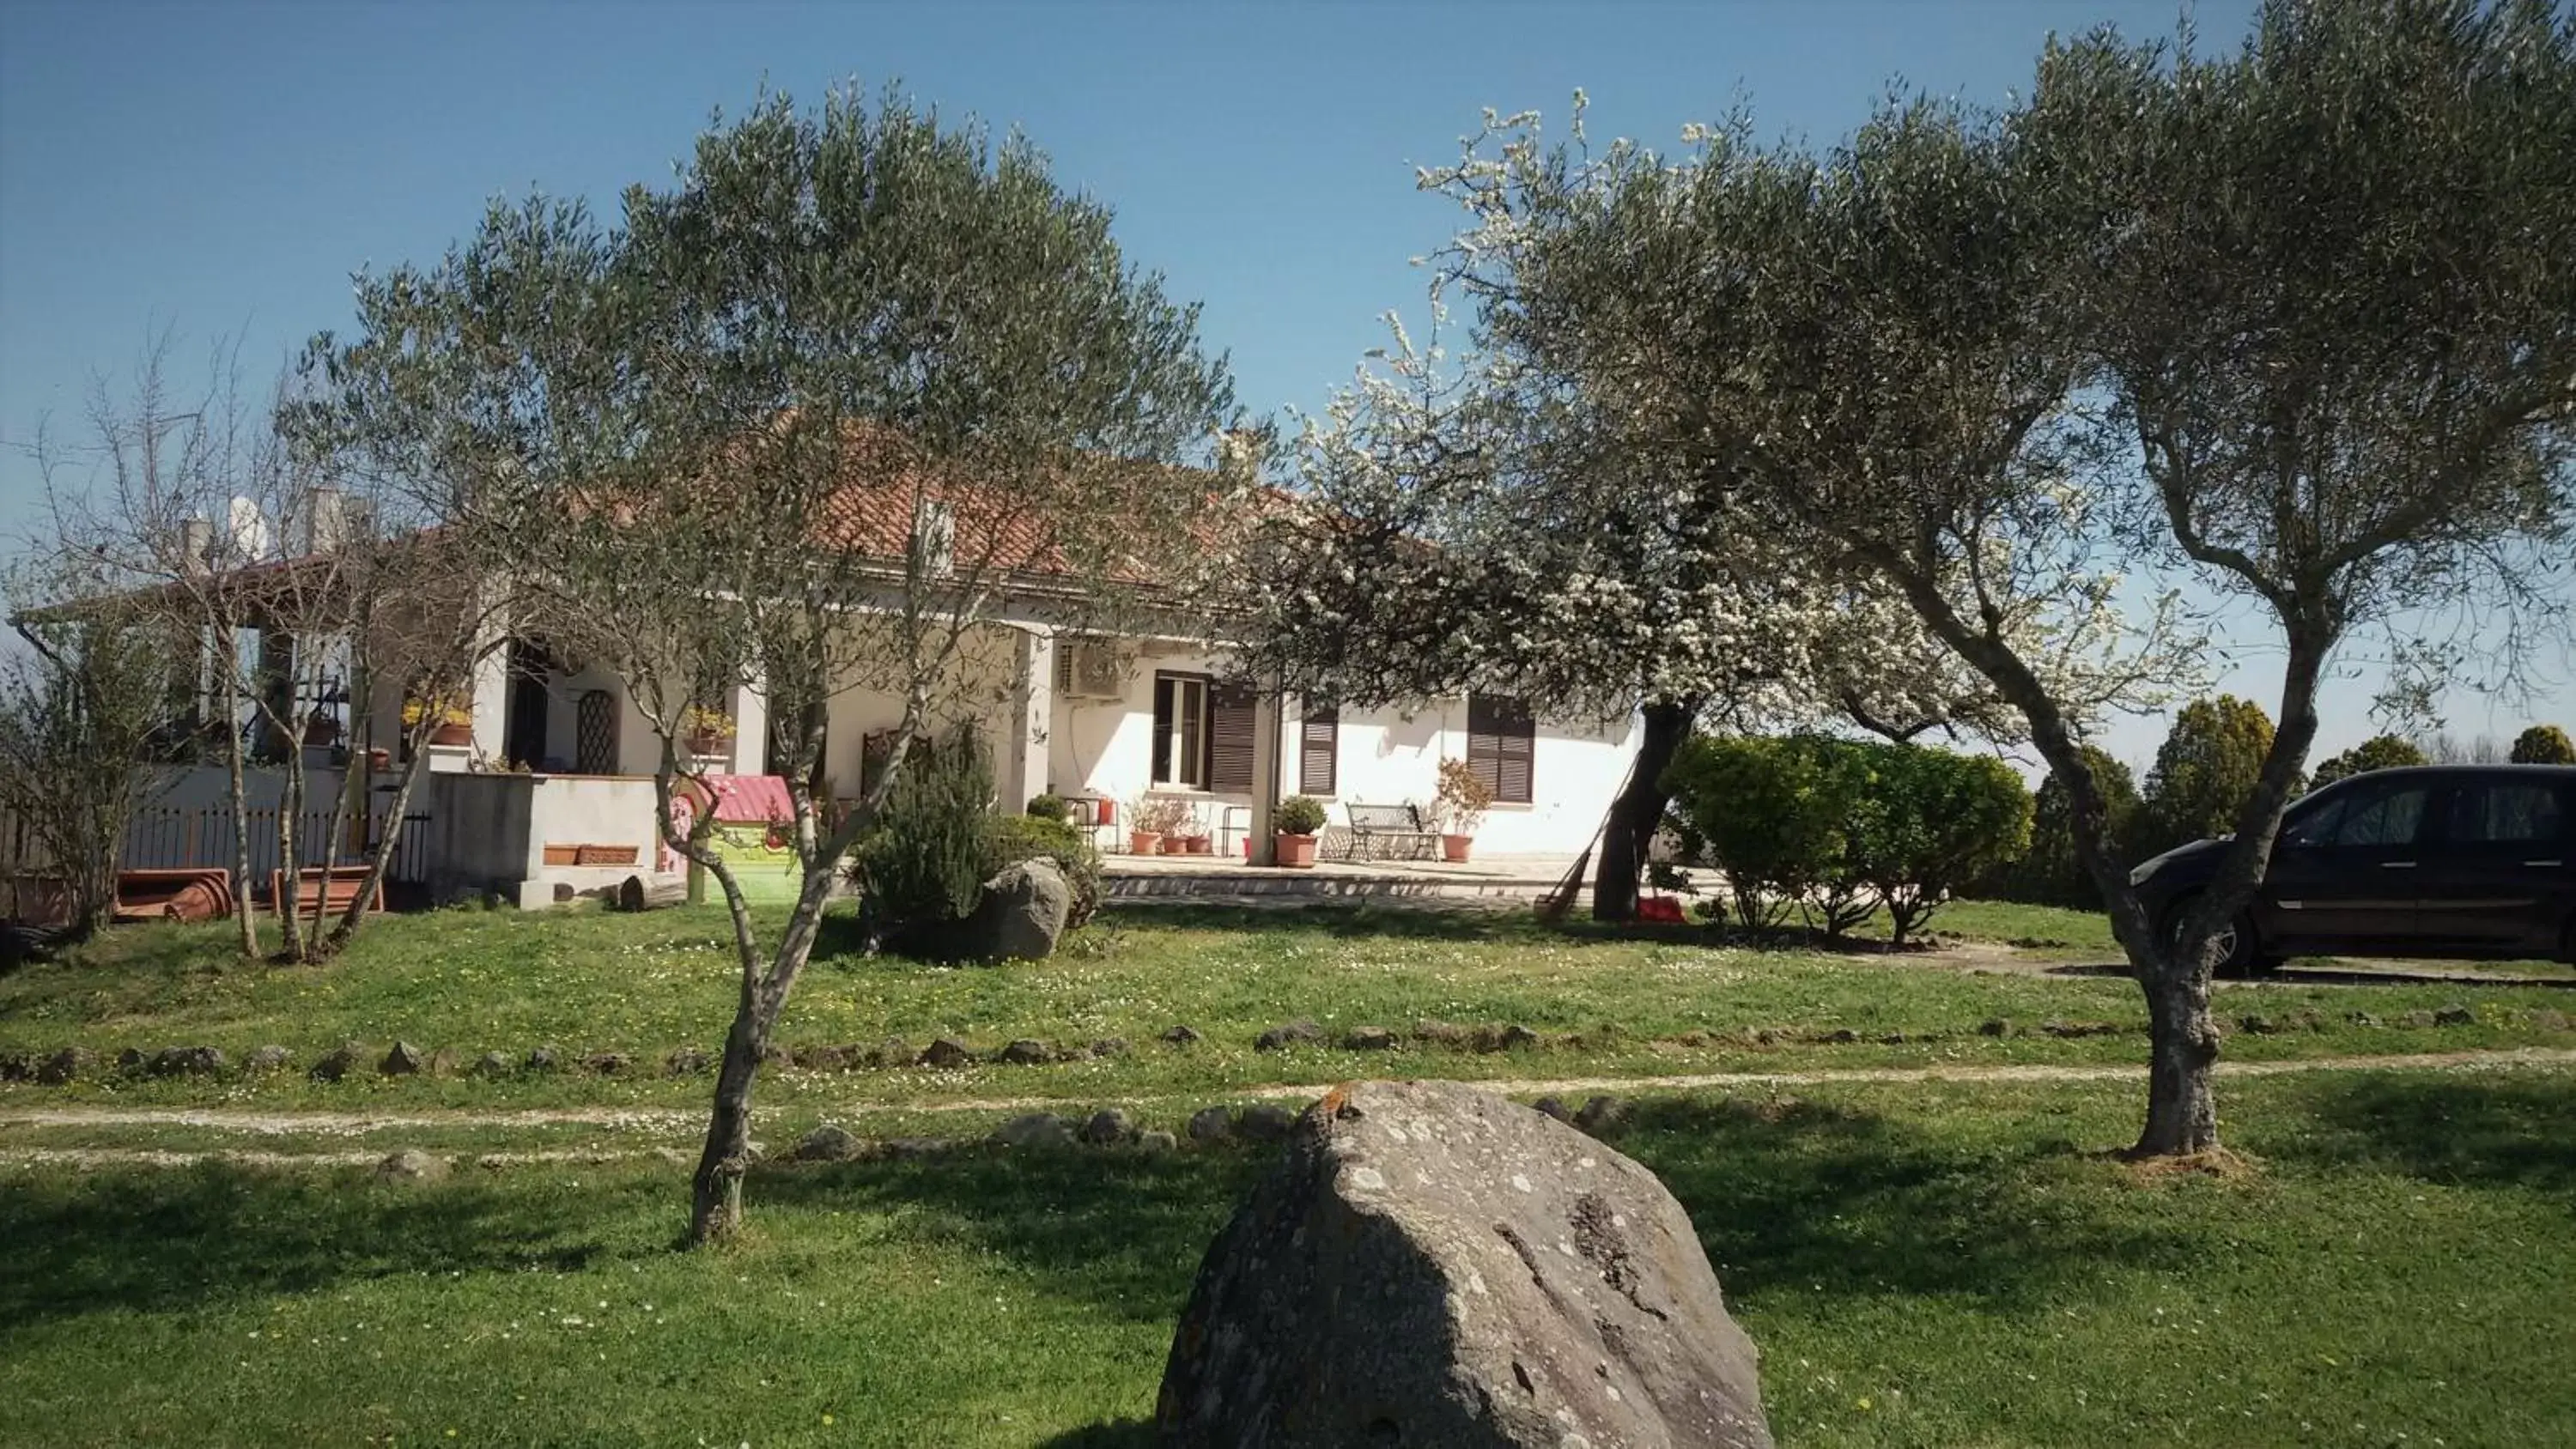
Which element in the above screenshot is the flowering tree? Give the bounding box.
[342,88,1238,1244]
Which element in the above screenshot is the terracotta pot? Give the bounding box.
[428,721,471,748]
[1184,834,1212,856]
[1442,833,1473,864]
[685,731,726,758]
[366,748,392,773]
[1160,836,1187,855]
[301,713,340,746]
[1128,830,1163,856]
[1275,832,1318,869]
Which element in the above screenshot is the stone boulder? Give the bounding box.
[958,858,1072,963]
[1156,1079,1771,1449]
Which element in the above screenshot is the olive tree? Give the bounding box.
[1413,0,2573,1158]
[351,88,1238,1243]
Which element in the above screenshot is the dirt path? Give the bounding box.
[9,1046,2573,1140]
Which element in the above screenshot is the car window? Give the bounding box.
[2328,784,2429,848]
[2280,796,2344,849]
[2445,781,2566,846]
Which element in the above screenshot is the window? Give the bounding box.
[1299,703,1339,796]
[2447,781,2566,846]
[1151,673,1207,787]
[1467,692,1534,804]
[2330,782,2431,847]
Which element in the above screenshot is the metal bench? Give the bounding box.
[1343,803,1438,862]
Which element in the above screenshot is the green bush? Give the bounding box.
[1667,734,2031,943]
[2310,733,2428,788]
[1273,794,1328,835]
[985,814,1102,930]
[2510,724,2576,765]
[1024,792,1068,820]
[846,726,994,955]
[1979,746,2140,908]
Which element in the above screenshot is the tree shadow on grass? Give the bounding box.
[0,1161,627,1331]
[2259,1072,2576,1206]
[1034,1421,1154,1448]
[758,1094,2198,1330]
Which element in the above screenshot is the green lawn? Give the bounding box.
[3,900,2571,1113]
[3,1067,2571,1446]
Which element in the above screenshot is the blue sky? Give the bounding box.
[3,0,2564,767]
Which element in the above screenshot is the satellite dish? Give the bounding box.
[225,496,271,561]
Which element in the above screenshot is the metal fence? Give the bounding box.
[118,804,431,884]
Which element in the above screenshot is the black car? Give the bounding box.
[2128,764,2576,972]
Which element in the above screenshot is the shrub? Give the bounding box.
[845,725,994,955]
[1274,795,1328,835]
[1024,792,1067,820]
[1662,734,1856,932]
[2510,724,2576,765]
[984,814,1102,929]
[1847,745,2032,945]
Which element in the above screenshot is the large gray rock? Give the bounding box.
[959,858,1072,963]
[1156,1079,1771,1449]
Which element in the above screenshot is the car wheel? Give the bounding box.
[2161,894,2259,976]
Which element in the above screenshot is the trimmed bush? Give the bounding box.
[2511,724,2575,765]
[1025,792,1069,821]
[1848,746,2032,945]
[1274,795,1328,836]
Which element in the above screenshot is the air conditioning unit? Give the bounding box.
[1053,640,1128,700]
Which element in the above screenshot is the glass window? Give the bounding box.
[2446,782,2566,846]
[2329,784,2429,848]
[1152,674,1207,787]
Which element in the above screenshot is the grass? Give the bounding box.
[3,1066,2572,1446]
[4,900,2572,1113]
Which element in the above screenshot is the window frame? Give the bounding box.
[1151,672,1209,789]
[1466,692,1535,805]
[1299,701,1339,797]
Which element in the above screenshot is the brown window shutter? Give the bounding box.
[1467,693,1534,803]
[1208,683,1258,793]
[1299,705,1338,796]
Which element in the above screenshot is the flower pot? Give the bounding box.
[1128,830,1163,856]
[301,713,340,747]
[1442,833,1473,864]
[1160,835,1187,855]
[685,731,726,759]
[428,721,471,748]
[1275,832,1318,869]
[366,748,392,772]
[1184,834,1212,856]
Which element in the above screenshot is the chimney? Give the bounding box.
[303,486,349,555]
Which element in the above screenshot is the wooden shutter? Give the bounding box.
[1467,693,1534,803]
[1299,705,1338,796]
[1208,683,1258,792]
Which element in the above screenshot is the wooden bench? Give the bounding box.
[1343,803,1438,862]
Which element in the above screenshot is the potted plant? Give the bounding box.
[1273,794,1327,869]
[301,709,341,747]
[1126,795,1186,856]
[403,695,472,748]
[1432,757,1493,864]
[1174,803,1212,855]
[682,704,735,759]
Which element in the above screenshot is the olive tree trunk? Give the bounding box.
[1591,700,1694,922]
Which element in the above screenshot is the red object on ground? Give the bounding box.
[1637,896,1686,925]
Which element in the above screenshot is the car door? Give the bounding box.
[2415,775,2572,956]
[2256,774,2435,954]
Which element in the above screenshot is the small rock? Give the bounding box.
[1089,1037,1131,1058]
[665,1047,711,1076]
[472,1050,513,1077]
[2237,1014,2277,1035]
[426,1047,462,1076]
[1137,1129,1178,1153]
[1342,1026,1398,1052]
[0,1052,33,1082]
[998,1039,1053,1065]
[2434,1006,2476,1028]
[1187,1106,1234,1142]
[1813,1028,1859,1046]
[798,1045,850,1070]
[36,1046,89,1085]
[917,1038,975,1069]
[116,1047,145,1073]
[2530,1008,2570,1032]
[1236,1103,1297,1140]
[310,1042,364,1082]
[1080,1108,1133,1145]
[1498,1023,1542,1051]
[1412,1019,1468,1046]
[246,1045,293,1073]
[872,1037,915,1067]
[1531,1095,1571,1123]
[525,1046,561,1071]
[992,1113,1075,1149]
[582,1052,631,1075]
[2288,1009,2325,1032]
[2398,1009,2439,1029]
[794,1125,866,1162]
[2040,1020,2121,1039]
[1574,1094,1629,1136]
[1978,1017,2012,1037]
[883,1137,951,1160]
[759,1043,794,1070]
[149,1045,226,1076]
[1255,1020,1323,1052]
[1160,1025,1204,1047]
[374,1149,448,1183]
[2346,1010,2380,1028]
[380,1041,425,1076]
